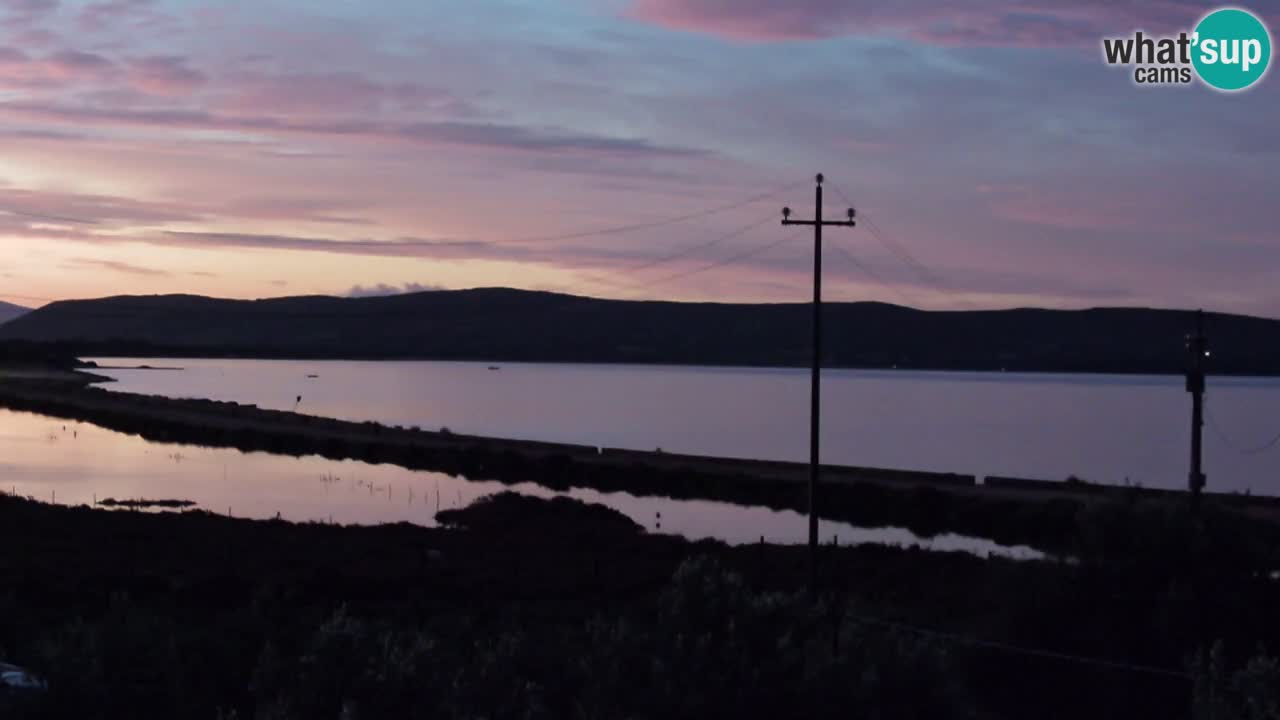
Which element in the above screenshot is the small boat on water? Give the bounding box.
[488,366,501,371]
[306,374,319,378]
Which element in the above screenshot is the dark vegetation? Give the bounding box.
[0,491,1279,719]
[0,342,83,371]
[3,288,1278,374]
[95,498,196,509]
[435,491,643,538]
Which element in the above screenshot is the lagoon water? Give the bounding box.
[90,358,1280,494]
[0,408,1041,558]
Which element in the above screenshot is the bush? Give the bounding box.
[1194,643,1280,720]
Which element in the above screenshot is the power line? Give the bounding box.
[850,614,1190,680]
[617,229,801,293]
[863,214,976,310]
[514,178,806,244]
[826,183,974,309]
[1205,396,1280,455]
[4,180,795,301]
[0,208,99,225]
[827,242,917,307]
[623,211,780,274]
[1,179,799,247]
[866,216,979,310]
[581,212,778,290]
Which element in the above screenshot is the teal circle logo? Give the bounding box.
[1192,7,1271,91]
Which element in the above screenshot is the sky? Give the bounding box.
[0,0,1277,315]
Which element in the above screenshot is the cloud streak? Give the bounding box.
[3,0,60,28]
[62,257,170,276]
[1,0,1278,314]
[627,0,1247,46]
[127,55,206,95]
[157,231,493,259]
[347,281,444,297]
[0,100,709,158]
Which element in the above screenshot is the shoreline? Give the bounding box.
[2,370,1279,554]
[90,364,183,371]
[2,372,1279,717]
[78,351,1280,379]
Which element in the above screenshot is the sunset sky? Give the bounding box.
[0,0,1277,314]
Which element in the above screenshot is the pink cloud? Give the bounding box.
[0,184,750,275]
[219,71,395,116]
[0,46,28,64]
[989,192,1159,231]
[216,196,376,226]
[77,0,166,32]
[0,186,202,226]
[978,178,1261,236]
[2,0,59,27]
[62,257,171,276]
[0,48,114,90]
[627,0,1242,46]
[127,55,206,95]
[214,70,473,118]
[0,100,708,159]
[11,27,59,49]
[43,49,112,76]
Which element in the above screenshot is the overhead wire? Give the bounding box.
[616,227,802,293]
[0,208,99,225]
[581,212,778,290]
[1,181,804,301]
[1205,395,1280,455]
[619,211,780,275]
[827,243,918,307]
[849,613,1190,681]
[864,215,976,310]
[513,178,806,244]
[0,176,1022,311]
[827,183,975,309]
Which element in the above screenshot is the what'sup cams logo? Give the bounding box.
[1102,6,1271,91]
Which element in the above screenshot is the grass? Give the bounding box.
[0,489,1279,718]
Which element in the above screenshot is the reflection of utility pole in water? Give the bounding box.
[782,174,856,596]
[1186,310,1208,508]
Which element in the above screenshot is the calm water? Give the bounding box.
[0,408,1040,558]
[90,358,1280,494]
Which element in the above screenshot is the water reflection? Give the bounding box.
[0,408,1043,560]
[88,358,1280,493]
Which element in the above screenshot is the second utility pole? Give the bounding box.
[783,173,855,596]
[1186,309,1208,509]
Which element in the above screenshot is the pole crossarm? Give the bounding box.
[782,219,856,228]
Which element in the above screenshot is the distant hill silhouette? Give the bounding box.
[0,301,29,326]
[1,288,1277,374]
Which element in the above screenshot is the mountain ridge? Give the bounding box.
[1,288,1275,375]
[0,300,30,326]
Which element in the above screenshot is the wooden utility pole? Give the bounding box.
[782,173,855,595]
[1186,309,1208,507]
